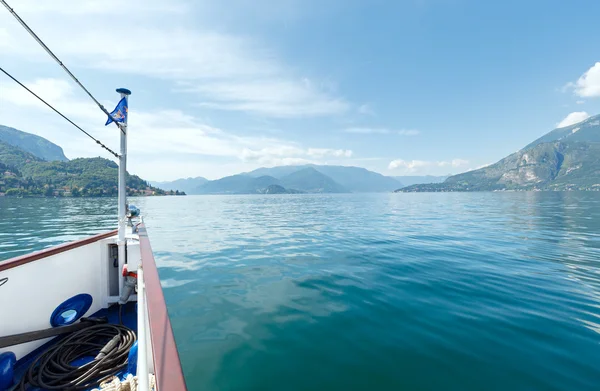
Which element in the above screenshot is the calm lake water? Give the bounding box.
[2,192,600,390]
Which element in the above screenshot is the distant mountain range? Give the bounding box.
[278,167,348,193]
[153,165,405,194]
[247,164,401,192]
[400,114,600,192]
[149,177,208,194]
[195,174,280,194]
[192,167,350,194]
[0,125,174,197]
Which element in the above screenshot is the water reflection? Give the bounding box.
[2,193,600,390]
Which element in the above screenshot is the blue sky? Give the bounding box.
[0,0,599,180]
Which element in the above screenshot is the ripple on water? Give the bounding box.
[2,193,600,390]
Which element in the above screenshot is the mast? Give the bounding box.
[117,88,131,284]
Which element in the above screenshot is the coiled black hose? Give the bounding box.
[18,323,136,390]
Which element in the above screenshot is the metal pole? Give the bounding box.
[117,88,131,295]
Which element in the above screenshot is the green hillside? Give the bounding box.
[400,141,600,192]
[399,115,600,193]
[0,139,179,197]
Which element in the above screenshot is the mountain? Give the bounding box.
[400,116,600,192]
[279,167,348,193]
[194,167,348,194]
[313,165,399,192]
[248,166,307,178]
[0,128,175,197]
[393,175,448,187]
[150,177,208,194]
[163,164,402,194]
[523,114,600,150]
[0,125,68,162]
[247,164,401,192]
[0,139,43,168]
[195,175,280,194]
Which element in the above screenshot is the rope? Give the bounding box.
[18,323,136,390]
[0,0,125,134]
[93,374,156,391]
[0,66,120,159]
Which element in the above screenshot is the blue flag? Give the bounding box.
[105,97,128,126]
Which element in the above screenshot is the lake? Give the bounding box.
[2,192,600,390]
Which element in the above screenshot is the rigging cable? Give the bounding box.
[0,67,120,159]
[0,0,125,134]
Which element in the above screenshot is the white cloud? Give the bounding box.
[397,129,420,136]
[238,146,352,166]
[345,127,390,134]
[0,76,353,179]
[388,160,430,170]
[388,158,469,173]
[0,0,349,119]
[307,148,353,158]
[450,158,469,167]
[556,111,590,128]
[576,100,585,105]
[344,127,419,136]
[0,78,100,120]
[239,149,314,167]
[7,0,187,15]
[357,104,375,116]
[567,62,600,98]
[0,1,360,179]
[193,79,348,118]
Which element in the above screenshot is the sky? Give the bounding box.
[0,0,599,181]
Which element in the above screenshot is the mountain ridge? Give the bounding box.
[0,125,68,162]
[150,177,208,194]
[523,114,600,150]
[0,127,180,197]
[399,115,600,192]
[193,167,349,194]
[246,164,401,192]
[194,174,281,194]
[279,167,348,193]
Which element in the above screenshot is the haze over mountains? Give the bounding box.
[401,114,600,192]
[6,113,600,196]
[156,114,600,194]
[155,165,407,194]
[0,125,454,196]
[246,165,402,192]
[149,177,208,195]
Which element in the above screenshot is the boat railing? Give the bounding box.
[137,223,187,391]
[137,264,151,391]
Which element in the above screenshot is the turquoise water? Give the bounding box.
[2,193,600,390]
